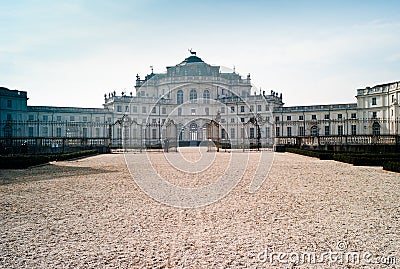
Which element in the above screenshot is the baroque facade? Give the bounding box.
[1,53,399,149]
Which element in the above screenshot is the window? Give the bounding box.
[250,128,255,138]
[142,107,147,113]
[257,105,262,112]
[241,118,245,123]
[205,107,209,116]
[311,115,317,120]
[221,107,225,113]
[95,128,100,137]
[82,128,88,138]
[132,106,138,113]
[230,106,235,113]
[28,115,34,121]
[152,119,157,124]
[221,129,226,139]
[83,116,88,122]
[275,116,280,122]
[42,127,48,137]
[177,90,183,104]
[325,126,330,135]
[287,127,292,137]
[151,107,156,114]
[275,126,280,137]
[162,107,167,114]
[178,108,182,116]
[220,118,226,123]
[230,118,235,123]
[240,106,245,112]
[70,116,75,121]
[324,114,330,120]
[265,105,270,111]
[351,125,356,135]
[125,106,129,112]
[56,127,62,137]
[189,89,197,103]
[191,108,196,115]
[95,117,100,122]
[7,114,12,120]
[117,106,122,112]
[266,116,270,122]
[203,90,210,104]
[392,95,395,103]
[372,112,377,118]
[7,100,12,108]
[230,128,235,139]
[372,122,380,135]
[338,114,342,120]
[299,115,304,121]
[107,117,112,123]
[299,126,305,136]
[249,105,254,112]
[351,113,356,119]
[265,127,270,138]
[57,116,62,121]
[28,127,34,137]
[338,125,344,136]
[43,115,48,121]
[287,116,291,121]
[372,97,377,105]
[152,128,157,139]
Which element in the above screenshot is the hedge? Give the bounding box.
[0,150,98,169]
[286,148,334,160]
[383,161,400,173]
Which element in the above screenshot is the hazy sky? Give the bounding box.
[1,0,400,108]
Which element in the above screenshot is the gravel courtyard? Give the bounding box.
[1,150,399,268]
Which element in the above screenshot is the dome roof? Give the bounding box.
[178,55,204,65]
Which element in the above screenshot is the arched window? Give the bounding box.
[311,125,318,136]
[189,89,197,103]
[203,90,210,104]
[177,90,183,105]
[372,122,380,136]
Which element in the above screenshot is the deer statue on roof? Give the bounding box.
[189,48,196,55]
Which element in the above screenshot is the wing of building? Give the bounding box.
[1,54,399,151]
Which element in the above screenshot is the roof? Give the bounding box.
[178,55,205,65]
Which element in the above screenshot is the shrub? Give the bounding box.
[383,161,400,173]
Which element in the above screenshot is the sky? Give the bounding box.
[1,0,400,108]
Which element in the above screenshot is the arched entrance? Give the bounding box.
[189,122,198,141]
[372,122,380,135]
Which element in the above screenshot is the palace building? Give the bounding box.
[1,52,399,151]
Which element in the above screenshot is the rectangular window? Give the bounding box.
[230,118,235,123]
[70,116,75,121]
[82,128,88,137]
[191,108,196,115]
[230,106,235,113]
[372,112,377,118]
[28,127,34,137]
[83,116,88,122]
[220,118,226,123]
[43,115,48,121]
[221,107,225,113]
[275,126,280,137]
[287,127,292,137]
[42,127,48,137]
[7,114,12,120]
[132,106,138,113]
[56,116,62,121]
[338,114,342,119]
[311,115,317,120]
[205,107,209,116]
[325,126,330,135]
[324,114,330,120]
[107,117,112,123]
[257,105,262,112]
[221,129,226,139]
[351,125,356,135]
[178,108,182,116]
[287,116,291,121]
[299,115,304,121]
[56,127,62,137]
[7,100,12,108]
[392,95,395,103]
[265,105,270,111]
[275,116,280,122]
[338,125,344,136]
[162,107,167,114]
[266,116,270,122]
[372,97,377,105]
[95,116,100,122]
[152,128,157,139]
[240,106,245,112]
[125,106,129,112]
[117,106,122,112]
[142,107,147,113]
[351,113,356,119]
[28,114,34,121]
[95,128,100,137]
[299,126,305,136]
[250,128,255,139]
[151,107,156,114]
[265,127,270,138]
[241,118,245,123]
[230,128,235,139]
[152,119,157,124]
[249,105,254,112]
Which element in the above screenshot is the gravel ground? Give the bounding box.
[0,150,399,268]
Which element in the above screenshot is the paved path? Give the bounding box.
[0,151,399,268]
